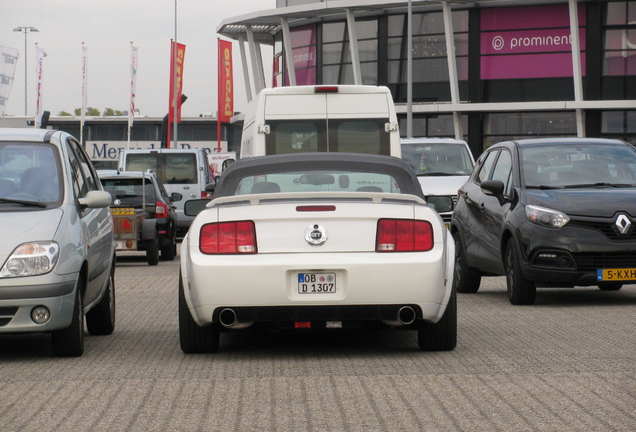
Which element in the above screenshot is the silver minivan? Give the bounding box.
[118,148,214,234]
[0,128,116,357]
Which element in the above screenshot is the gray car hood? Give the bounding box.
[0,209,64,264]
[523,187,636,218]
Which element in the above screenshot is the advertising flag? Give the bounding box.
[81,43,88,127]
[218,39,234,123]
[167,41,185,148]
[168,41,186,123]
[0,46,19,117]
[129,44,138,127]
[34,46,45,128]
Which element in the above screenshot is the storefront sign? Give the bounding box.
[480,4,586,80]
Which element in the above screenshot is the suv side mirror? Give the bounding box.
[481,180,506,205]
[171,192,183,202]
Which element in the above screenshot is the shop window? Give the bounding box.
[483,112,577,150]
[603,1,636,76]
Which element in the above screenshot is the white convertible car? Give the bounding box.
[179,153,456,353]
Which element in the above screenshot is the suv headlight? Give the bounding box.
[525,205,570,228]
[0,242,60,278]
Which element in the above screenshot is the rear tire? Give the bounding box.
[145,239,159,266]
[597,282,623,291]
[505,239,536,305]
[417,288,457,351]
[52,279,84,357]
[179,272,219,353]
[86,261,116,335]
[453,233,481,293]
[160,228,177,261]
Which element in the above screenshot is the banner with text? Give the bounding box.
[218,39,234,123]
[0,46,19,117]
[480,4,586,80]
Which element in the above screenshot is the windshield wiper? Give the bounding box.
[0,198,48,208]
[562,183,635,189]
[525,185,563,190]
[417,172,457,177]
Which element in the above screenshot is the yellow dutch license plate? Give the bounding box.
[597,268,636,281]
[111,208,135,216]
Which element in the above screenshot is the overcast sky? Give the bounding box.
[2,0,277,118]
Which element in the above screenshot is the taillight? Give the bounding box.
[155,201,169,218]
[201,191,208,199]
[376,219,433,252]
[200,221,257,254]
[314,86,339,93]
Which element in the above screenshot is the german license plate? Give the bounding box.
[297,272,336,294]
[111,208,135,216]
[597,268,636,281]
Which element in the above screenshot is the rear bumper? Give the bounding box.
[181,243,454,327]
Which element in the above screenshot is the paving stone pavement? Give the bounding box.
[0,247,635,431]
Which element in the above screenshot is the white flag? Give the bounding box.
[0,46,19,118]
[81,44,88,126]
[34,47,45,127]
[129,45,138,127]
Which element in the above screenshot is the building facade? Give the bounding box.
[218,0,636,158]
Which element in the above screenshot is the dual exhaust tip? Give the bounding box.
[219,306,417,328]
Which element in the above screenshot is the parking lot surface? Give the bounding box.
[1,246,635,432]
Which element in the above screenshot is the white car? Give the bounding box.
[401,138,475,226]
[179,153,456,353]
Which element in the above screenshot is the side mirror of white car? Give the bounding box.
[79,190,112,209]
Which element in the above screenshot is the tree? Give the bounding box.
[74,107,101,116]
[103,108,124,116]
[58,111,72,116]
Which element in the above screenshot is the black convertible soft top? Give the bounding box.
[214,152,424,199]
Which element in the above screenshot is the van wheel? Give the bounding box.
[52,279,84,357]
[145,239,159,266]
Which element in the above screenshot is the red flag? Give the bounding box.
[217,39,234,153]
[167,40,186,147]
[218,39,234,123]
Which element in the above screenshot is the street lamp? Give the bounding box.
[13,26,39,116]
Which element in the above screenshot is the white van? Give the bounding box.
[118,148,214,234]
[240,85,401,158]
[400,138,475,227]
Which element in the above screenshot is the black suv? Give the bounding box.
[451,138,636,305]
[99,170,181,265]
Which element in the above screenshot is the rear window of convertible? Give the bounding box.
[233,170,402,195]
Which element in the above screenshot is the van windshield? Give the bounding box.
[401,143,474,176]
[265,119,390,155]
[125,153,198,184]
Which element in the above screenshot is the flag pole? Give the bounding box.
[217,38,221,153]
[80,42,86,148]
[127,41,133,149]
[172,0,178,149]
